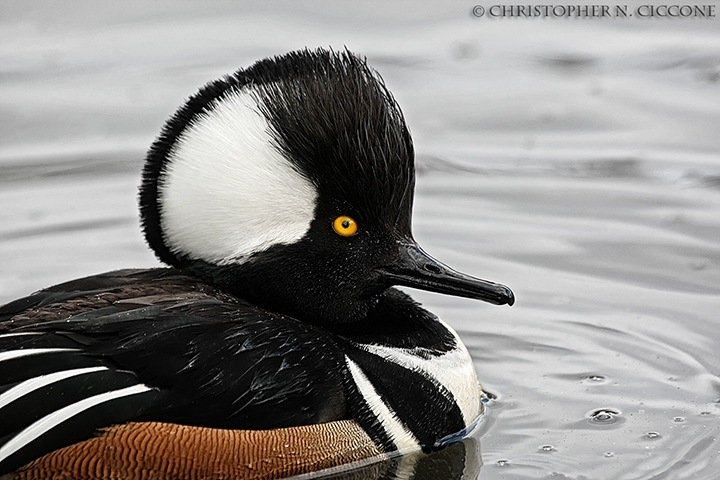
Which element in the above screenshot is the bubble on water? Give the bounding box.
[580,374,607,384]
[540,445,556,452]
[595,412,612,421]
[645,431,661,439]
[589,408,621,424]
[497,460,510,467]
[673,416,685,423]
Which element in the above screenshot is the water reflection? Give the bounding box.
[307,439,481,480]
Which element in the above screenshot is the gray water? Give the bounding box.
[1,2,719,478]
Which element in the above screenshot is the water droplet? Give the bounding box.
[497,460,510,467]
[645,431,661,439]
[589,408,621,424]
[673,417,685,423]
[604,452,614,458]
[540,445,556,452]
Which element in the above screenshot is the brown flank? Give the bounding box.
[9,420,384,480]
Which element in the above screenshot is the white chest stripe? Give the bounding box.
[0,384,153,464]
[0,367,108,410]
[357,321,481,425]
[345,357,420,453]
[0,348,78,363]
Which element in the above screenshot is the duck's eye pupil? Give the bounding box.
[333,216,358,237]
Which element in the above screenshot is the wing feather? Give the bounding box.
[0,268,348,475]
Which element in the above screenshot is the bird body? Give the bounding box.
[0,49,513,479]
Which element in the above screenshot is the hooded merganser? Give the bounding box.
[0,49,514,479]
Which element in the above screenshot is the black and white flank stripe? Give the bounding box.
[0,331,158,474]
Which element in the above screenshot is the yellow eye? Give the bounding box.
[333,215,358,237]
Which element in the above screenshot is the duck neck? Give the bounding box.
[326,288,457,352]
[329,288,482,453]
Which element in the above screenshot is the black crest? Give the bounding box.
[140,48,415,267]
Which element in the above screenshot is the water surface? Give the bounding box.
[1,2,719,478]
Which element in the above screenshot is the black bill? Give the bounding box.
[376,242,515,306]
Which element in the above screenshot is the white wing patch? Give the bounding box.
[0,349,78,363]
[345,357,420,453]
[0,333,42,339]
[0,384,152,464]
[159,88,318,265]
[0,367,107,410]
[357,319,482,426]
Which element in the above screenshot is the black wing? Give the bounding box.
[0,269,347,475]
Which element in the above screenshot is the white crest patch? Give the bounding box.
[356,319,482,426]
[159,88,318,265]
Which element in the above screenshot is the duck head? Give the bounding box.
[140,49,513,326]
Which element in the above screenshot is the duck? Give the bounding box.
[0,48,514,480]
